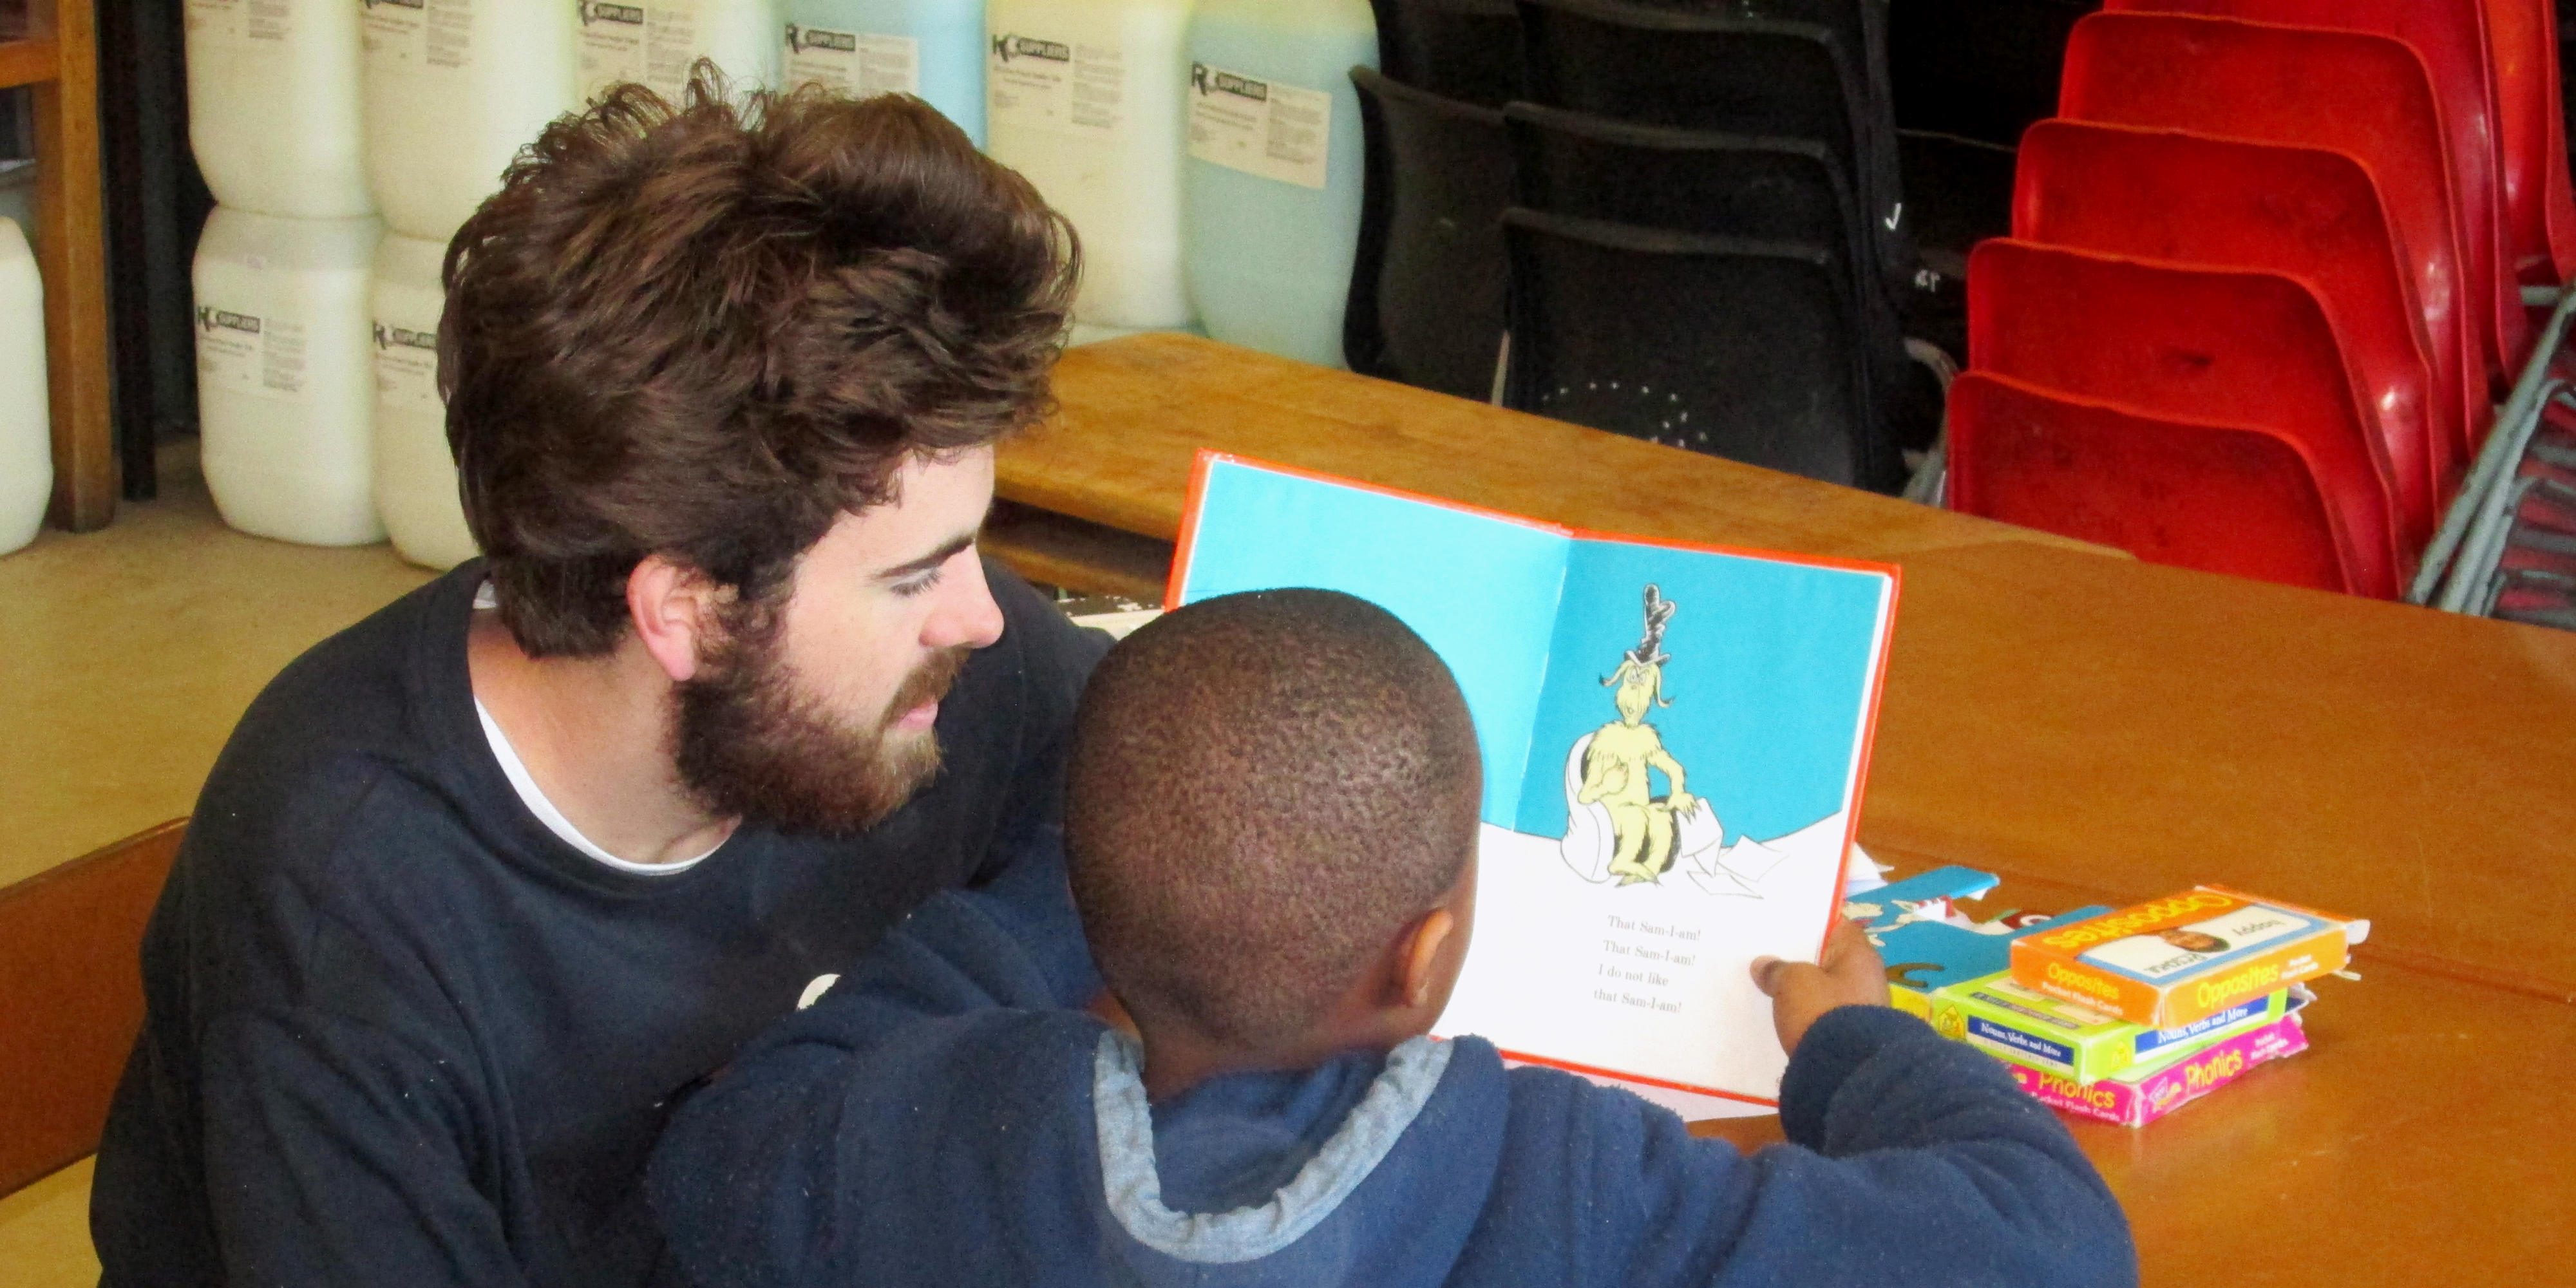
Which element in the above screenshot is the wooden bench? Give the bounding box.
[1,819,182,1198]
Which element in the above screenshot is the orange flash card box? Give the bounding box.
[2007,886,2368,1029]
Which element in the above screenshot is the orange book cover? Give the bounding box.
[1167,451,1901,1113]
[2007,886,2365,1029]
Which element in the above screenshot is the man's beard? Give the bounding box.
[672,603,974,837]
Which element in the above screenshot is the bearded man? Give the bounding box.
[91,81,1101,1287]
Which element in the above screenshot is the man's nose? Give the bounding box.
[926,554,1006,650]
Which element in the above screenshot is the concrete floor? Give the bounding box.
[0,457,433,1280]
[0,453,434,889]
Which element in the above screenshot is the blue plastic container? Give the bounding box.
[1181,0,1376,367]
[787,0,987,144]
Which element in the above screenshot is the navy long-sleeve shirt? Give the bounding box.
[90,558,1109,1287]
[648,853,2139,1288]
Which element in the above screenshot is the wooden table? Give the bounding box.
[998,334,2576,1285]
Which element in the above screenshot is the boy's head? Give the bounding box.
[1065,589,1482,1067]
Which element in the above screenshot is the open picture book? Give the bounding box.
[1166,454,1901,1110]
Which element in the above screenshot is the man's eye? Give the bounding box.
[892,569,943,599]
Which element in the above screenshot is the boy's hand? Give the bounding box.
[1751,918,1890,1055]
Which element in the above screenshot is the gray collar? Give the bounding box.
[1091,1030,1454,1265]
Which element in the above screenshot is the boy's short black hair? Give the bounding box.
[1065,589,1481,1048]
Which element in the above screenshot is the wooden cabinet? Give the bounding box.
[3,0,113,531]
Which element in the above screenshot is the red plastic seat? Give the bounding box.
[2482,0,2576,283]
[2104,0,2525,379]
[1967,240,2402,596]
[2012,120,2445,545]
[2060,13,2485,465]
[1949,372,2356,593]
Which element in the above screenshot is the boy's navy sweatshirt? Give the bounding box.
[648,850,2138,1288]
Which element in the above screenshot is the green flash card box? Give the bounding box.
[1930,971,2297,1084]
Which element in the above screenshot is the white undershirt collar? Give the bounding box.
[471,583,717,876]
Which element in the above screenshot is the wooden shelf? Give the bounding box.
[0,37,56,91]
[8,1,112,532]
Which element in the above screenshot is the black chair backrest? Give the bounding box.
[1888,0,2093,146]
[1501,207,1903,491]
[1368,0,1526,106]
[1515,0,1910,292]
[1639,0,1893,122]
[1347,66,1515,402]
[1503,103,1856,249]
[1501,102,1911,442]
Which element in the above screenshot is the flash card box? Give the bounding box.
[2009,886,2366,1029]
[1932,971,2296,1084]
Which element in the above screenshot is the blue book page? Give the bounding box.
[1518,540,1892,848]
[1171,460,1572,824]
[1438,536,1896,1102]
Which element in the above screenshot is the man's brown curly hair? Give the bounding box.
[439,75,1079,658]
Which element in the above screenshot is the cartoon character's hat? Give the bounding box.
[1624,584,1675,668]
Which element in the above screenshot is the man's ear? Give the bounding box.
[1394,907,1458,1010]
[628,554,722,683]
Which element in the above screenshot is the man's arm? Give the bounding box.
[193,1005,533,1288]
[648,838,1097,1288]
[124,882,542,1288]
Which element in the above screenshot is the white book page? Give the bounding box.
[1435,820,1851,1104]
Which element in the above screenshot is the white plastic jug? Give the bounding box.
[986,0,1197,329]
[184,0,374,218]
[580,0,784,103]
[0,218,48,558]
[785,0,987,144]
[1182,0,1373,368]
[363,0,582,242]
[370,233,478,570]
[194,206,387,547]
[0,160,34,246]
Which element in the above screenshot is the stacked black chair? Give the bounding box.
[1516,0,1910,294]
[1368,0,1526,106]
[1345,68,1516,401]
[1495,0,1916,489]
[1341,0,1922,489]
[1888,0,2094,149]
[1503,210,1900,488]
[1502,103,1911,484]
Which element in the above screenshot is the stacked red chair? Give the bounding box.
[1947,0,2576,601]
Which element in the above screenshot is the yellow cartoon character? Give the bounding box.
[1574,586,1704,884]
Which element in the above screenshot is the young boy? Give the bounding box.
[649,589,2136,1287]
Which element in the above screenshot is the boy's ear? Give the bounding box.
[1395,907,1457,1010]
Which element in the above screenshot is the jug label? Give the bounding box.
[989,32,1123,137]
[196,306,312,404]
[363,0,476,71]
[582,2,703,101]
[1187,63,1331,190]
[374,319,444,413]
[187,0,292,44]
[785,24,920,98]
